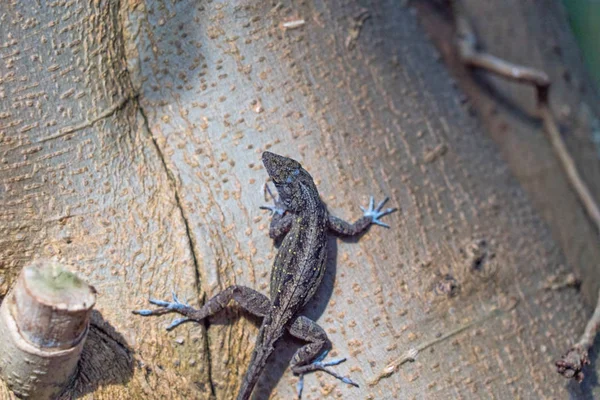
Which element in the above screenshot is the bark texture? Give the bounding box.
[415,0,600,305]
[0,0,596,399]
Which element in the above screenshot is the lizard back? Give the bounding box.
[237,176,328,400]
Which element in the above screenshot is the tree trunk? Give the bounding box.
[415,0,600,307]
[0,0,596,399]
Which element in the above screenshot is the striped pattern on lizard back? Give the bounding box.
[269,184,328,323]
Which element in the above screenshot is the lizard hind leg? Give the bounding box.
[133,285,270,331]
[288,316,359,399]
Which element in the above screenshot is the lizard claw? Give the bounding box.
[148,298,171,307]
[296,375,305,400]
[167,317,191,331]
[362,196,397,228]
[132,309,157,316]
[132,292,189,327]
[265,182,277,201]
[172,291,190,306]
[260,184,287,215]
[156,294,186,311]
[294,350,359,399]
[260,204,286,216]
[319,357,347,367]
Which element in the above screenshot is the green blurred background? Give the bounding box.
[563,0,600,89]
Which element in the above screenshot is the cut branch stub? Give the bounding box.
[0,260,96,399]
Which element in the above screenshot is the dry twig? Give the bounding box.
[452,0,600,381]
[281,18,305,30]
[556,289,600,381]
[453,0,600,234]
[346,9,371,50]
[543,272,581,291]
[369,299,518,386]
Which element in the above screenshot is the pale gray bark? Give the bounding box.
[0,0,597,399]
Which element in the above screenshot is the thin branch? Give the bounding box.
[452,0,600,382]
[556,289,600,381]
[368,299,518,386]
[453,0,600,234]
[345,8,371,50]
[538,105,600,232]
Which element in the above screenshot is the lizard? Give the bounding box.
[133,151,396,400]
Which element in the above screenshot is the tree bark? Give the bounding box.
[0,0,596,399]
[415,0,600,306]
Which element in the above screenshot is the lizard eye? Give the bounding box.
[285,169,300,183]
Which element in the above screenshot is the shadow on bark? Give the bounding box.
[60,311,134,399]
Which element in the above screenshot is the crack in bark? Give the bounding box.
[115,3,216,396]
[136,103,217,400]
[36,96,133,144]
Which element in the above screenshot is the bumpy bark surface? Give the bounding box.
[415,0,600,305]
[0,0,596,399]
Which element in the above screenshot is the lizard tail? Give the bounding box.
[236,340,274,400]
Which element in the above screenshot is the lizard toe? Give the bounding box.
[362,195,397,227]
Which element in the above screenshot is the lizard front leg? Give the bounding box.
[288,316,358,399]
[133,286,270,330]
[327,196,396,235]
[260,183,293,239]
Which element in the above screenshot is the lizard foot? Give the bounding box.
[132,292,192,331]
[294,350,359,399]
[360,196,397,228]
[259,184,286,215]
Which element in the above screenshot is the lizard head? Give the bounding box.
[262,151,319,212]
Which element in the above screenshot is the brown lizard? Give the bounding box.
[134,151,396,399]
